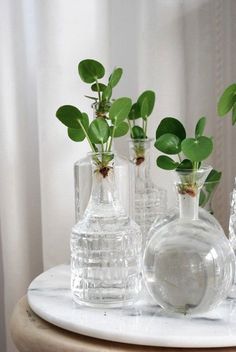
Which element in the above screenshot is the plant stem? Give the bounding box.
[95,79,101,102]
[77,119,97,153]
[177,153,182,163]
[192,161,199,185]
[127,119,133,138]
[144,118,148,136]
[107,124,116,152]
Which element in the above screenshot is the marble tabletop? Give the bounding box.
[12,296,236,352]
[26,265,236,348]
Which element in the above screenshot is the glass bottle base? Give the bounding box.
[72,292,139,308]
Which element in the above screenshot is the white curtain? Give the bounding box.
[1,0,236,351]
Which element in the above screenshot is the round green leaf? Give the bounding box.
[137,90,155,118]
[109,97,132,124]
[78,59,105,83]
[91,83,106,92]
[67,127,85,142]
[232,102,236,125]
[205,169,222,193]
[102,85,112,101]
[217,83,236,116]
[66,112,89,142]
[111,121,129,138]
[132,126,146,139]
[108,68,123,88]
[195,116,206,138]
[156,155,179,170]
[176,159,193,171]
[181,136,213,162]
[128,103,141,120]
[140,97,149,120]
[88,119,109,144]
[56,105,83,129]
[156,117,186,141]
[155,133,181,155]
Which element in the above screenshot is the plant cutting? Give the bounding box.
[128,90,155,139]
[127,90,155,165]
[56,59,132,176]
[56,97,131,176]
[217,83,236,125]
[154,116,222,198]
[78,59,123,119]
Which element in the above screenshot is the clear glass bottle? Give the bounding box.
[71,152,142,307]
[74,102,131,221]
[143,166,235,315]
[129,138,167,249]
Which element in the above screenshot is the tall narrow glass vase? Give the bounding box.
[71,152,142,307]
[143,166,235,315]
[129,138,167,249]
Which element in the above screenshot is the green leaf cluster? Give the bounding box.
[128,90,155,139]
[78,59,123,118]
[56,97,132,156]
[217,83,236,125]
[56,59,133,171]
[155,117,213,171]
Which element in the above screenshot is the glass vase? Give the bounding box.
[129,138,167,249]
[143,166,235,315]
[71,152,142,307]
[74,103,132,221]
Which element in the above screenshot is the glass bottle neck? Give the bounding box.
[90,166,118,205]
[174,166,212,221]
[178,192,199,220]
[84,154,123,217]
[129,139,152,179]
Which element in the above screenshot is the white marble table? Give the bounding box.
[26,265,236,349]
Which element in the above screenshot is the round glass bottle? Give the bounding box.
[129,138,167,249]
[71,152,142,307]
[74,102,131,221]
[143,166,235,315]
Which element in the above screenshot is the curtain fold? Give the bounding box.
[0,1,236,351]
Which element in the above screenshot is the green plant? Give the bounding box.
[154,116,221,197]
[56,59,132,176]
[217,83,236,125]
[127,90,155,165]
[128,90,155,139]
[79,59,123,119]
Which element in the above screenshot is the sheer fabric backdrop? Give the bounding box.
[0,0,236,351]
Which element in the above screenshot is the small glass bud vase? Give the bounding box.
[143,166,235,315]
[71,152,142,307]
[129,138,167,248]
